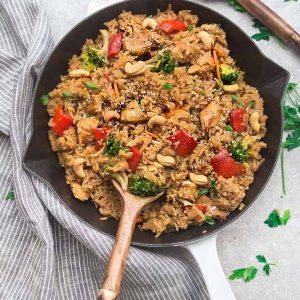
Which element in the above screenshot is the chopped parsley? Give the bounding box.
[205,216,215,225]
[129,177,161,197]
[228,0,245,12]
[84,81,98,90]
[187,25,193,31]
[163,83,174,90]
[198,188,210,197]
[225,125,233,132]
[210,179,218,199]
[256,255,276,276]
[264,209,291,228]
[5,191,15,200]
[231,95,243,108]
[40,94,50,105]
[229,266,257,282]
[251,19,285,48]
[248,99,256,109]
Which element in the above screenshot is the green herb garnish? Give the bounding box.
[205,216,215,225]
[5,191,15,200]
[210,179,218,198]
[231,95,243,108]
[229,267,258,282]
[225,125,233,132]
[251,19,285,47]
[249,99,256,109]
[187,25,193,31]
[198,188,210,197]
[264,209,291,228]
[84,81,99,90]
[163,83,174,90]
[62,92,77,100]
[256,255,275,276]
[228,0,245,12]
[40,94,50,105]
[103,135,121,156]
[129,177,161,197]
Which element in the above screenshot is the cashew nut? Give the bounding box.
[148,115,166,128]
[69,69,90,78]
[156,154,176,167]
[187,64,201,75]
[124,61,147,76]
[189,173,208,186]
[249,111,260,132]
[142,18,158,30]
[103,110,120,122]
[223,84,239,93]
[182,180,197,188]
[178,198,194,207]
[121,101,146,123]
[198,31,214,50]
[73,158,85,178]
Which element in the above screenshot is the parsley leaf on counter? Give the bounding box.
[229,267,258,282]
[251,19,285,47]
[5,191,15,200]
[264,209,291,228]
[256,255,276,276]
[228,0,245,12]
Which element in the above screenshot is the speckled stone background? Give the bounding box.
[44,0,300,299]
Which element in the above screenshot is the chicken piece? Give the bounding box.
[77,117,98,144]
[123,31,152,56]
[178,181,197,202]
[200,102,221,129]
[71,182,90,201]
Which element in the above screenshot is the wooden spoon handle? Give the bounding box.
[97,201,141,300]
[237,0,300,49]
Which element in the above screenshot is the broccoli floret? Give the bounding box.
[151,50,178,74]
[103,135,121,156]
[220,64,239,84]
[229,141,249,163]
[80,30,109,71]
[129,177,161,197]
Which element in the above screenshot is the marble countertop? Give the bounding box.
[44,0,300,299]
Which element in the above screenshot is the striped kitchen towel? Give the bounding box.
[0,0,209,299]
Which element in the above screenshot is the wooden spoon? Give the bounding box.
[237,0,300,50]
[98,179,164,300]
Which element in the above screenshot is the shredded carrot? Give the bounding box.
[146,131,159,139]
[113,82,120,97]
[213,49,221,82]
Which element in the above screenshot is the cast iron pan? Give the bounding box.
[24,0,289,247]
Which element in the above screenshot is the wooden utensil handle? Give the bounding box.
[237,0,300,49]
[98,201,140,300]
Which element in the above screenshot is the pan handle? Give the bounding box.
[184,234,236,300]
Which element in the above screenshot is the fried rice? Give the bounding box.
[46,7,267,237]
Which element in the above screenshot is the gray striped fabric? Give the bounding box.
[0,0,209,299]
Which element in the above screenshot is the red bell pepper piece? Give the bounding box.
[52,105,73,137]
[108,32,123,58]
[94,127,110,149]
[211,148,245,178]
[230,109,246,132]
[127,147,142,172]
[197,204,207,214]
[166,130,197,157]
[158,19,187,33]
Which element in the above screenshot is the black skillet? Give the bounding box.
[24,0,289,298]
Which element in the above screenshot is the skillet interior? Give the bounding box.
[24,0,289,247]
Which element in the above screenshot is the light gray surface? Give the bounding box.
[44,0,300,299]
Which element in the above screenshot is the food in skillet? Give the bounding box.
[46,7,267,237]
